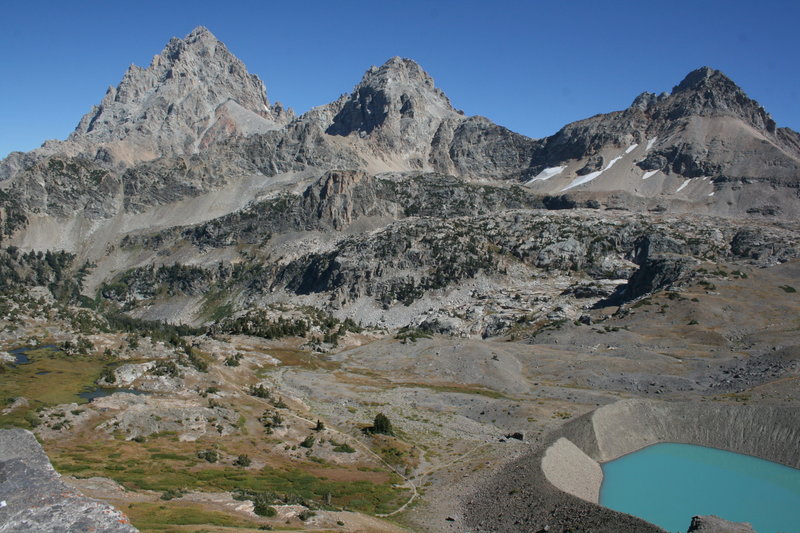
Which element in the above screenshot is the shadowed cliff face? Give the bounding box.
[326,57,459,137]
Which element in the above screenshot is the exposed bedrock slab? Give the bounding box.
[464,399,800,532]
[0,428,138,533]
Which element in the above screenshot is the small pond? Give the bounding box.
[600,442,800,533]
[79,388,150,401]
[8,344,60,364]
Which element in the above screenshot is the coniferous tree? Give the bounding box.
[371,413,394,436]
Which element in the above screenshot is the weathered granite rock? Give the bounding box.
[69,26,290,165]
[576,155,604,176]
[619,254,697,302]
[730,227,799,264]
[111,203,800,333]
[0,428,138,532]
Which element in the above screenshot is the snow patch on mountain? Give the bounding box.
[526,166,566,185]
[642,170,659,180]
[561,155,623,192]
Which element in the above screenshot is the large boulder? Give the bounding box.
[0,428,138,532]
[623,254,696,301]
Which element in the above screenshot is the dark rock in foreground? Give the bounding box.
[687,514,756,533]
[0,428,138,532]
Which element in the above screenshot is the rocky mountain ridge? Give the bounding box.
[2,28,798,254]
[0,26,797,335]
[530,66,800,194]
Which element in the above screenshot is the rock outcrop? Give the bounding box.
[601,254,697,306]
[686,515,756,533]
[0,428,138,532]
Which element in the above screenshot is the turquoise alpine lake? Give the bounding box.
[600,442,800,533]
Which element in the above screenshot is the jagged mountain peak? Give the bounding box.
[656,66,777,132]
[186,25,215,40]
[67,26,288,164]
[363,57,438,90]
[326,57,459,137]
[672,66,728,93]
[152,26,228,69]
[3,28,799,236]
[630,91,669,110]
[529,65,799,195]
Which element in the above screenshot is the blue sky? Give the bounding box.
[1,0,798,158]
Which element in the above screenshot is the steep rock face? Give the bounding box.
[432,116,541,180]
[8,157,122,220]
[68,26,290,165]
[121,172,547,252]
[326,57,461,147]
[302,170,397,229]
[5,146,262,220]
[320,57,543,179]
[0,428,138,532]
[234,119,365,178]
[667,67,775,131]
[120,153,243,213]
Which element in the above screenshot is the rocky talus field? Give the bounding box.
[0,27,798,533]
